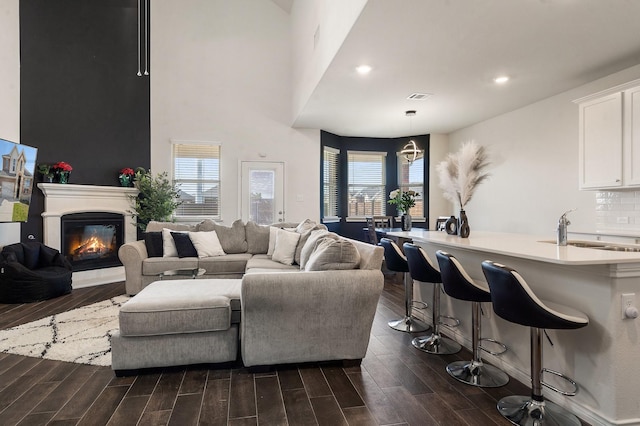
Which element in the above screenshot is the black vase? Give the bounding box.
[459,209,470,238]
[401,214,412,231]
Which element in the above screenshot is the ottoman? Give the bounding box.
[111,279,242,375]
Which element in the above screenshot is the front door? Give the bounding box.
[240,161,285,225]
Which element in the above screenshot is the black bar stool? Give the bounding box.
[436,251,509,388]
[481,260,589,426]
[379,238,428,333]
[404,243,461,355]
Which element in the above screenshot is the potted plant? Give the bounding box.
[388,189,419,231]
[128,168,182,231]
[38,164,54,182]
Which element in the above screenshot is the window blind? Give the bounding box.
[172,143,221,219]
[347,151,386,218]
[323,146,340,219]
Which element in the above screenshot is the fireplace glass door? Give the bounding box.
[61,212,124,271]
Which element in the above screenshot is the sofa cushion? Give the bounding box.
[197,219,248,254]
[305,238,361,271]
[146,221,194,232]
[299,230,338,269]
[142,257,198,275]
[119,280,232,336]
[245,254,300,271]
[294,224,327,265]
[171,232,198,258]
[188,231,226,258]
[144,232,164,257]
[198,253,252,275]
[245,221,270,254]
[272,228,301,265]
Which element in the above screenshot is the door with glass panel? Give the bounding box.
[240,161,284,225]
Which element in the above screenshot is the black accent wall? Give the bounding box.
[320,130,430,241]
[19,0,151,242]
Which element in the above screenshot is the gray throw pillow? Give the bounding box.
[197,219,248,254]
[305,237,361,271]
[245,221,271,254]
[299,230,335,269]
[294,224,327,265]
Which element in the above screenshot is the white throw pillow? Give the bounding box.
[267,226,279,256]
[272,228,301,265]
[162,228,187,257]
[188,231,226,257]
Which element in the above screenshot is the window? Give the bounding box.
[397,153,424,217]
[172,142,220,220]
[347,151,386,218]
[323,146,339,221]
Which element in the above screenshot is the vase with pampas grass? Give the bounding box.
[436,141,490,238]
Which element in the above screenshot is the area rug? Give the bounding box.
[0,295,130,367]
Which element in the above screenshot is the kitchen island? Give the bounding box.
[386,230,640,426]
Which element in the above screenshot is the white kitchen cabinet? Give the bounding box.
[575,79,640,190]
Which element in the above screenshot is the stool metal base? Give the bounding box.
[497,395,581,426]
[412,333,461,355]
[446,360,509,388]
[388,316,429,333]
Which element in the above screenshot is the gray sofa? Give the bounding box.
[114,219,385,370]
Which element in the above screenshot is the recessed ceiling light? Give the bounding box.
[356,65,372,75]
[494,76,510,84]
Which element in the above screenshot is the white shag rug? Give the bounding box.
[0,295,130,366]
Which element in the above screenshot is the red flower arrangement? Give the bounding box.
[52,161,73,172]
[120,167,135,176]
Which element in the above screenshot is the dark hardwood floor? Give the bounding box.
[0,274,589,426]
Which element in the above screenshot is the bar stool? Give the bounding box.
[404,243,461,355]
[481,260,589,426]
[379,238,428,333]
[436,251,509,387]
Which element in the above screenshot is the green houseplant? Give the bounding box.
[128,168,182,231]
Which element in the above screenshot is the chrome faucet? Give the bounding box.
[557,209,576,246]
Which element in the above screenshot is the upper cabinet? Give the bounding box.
[575,79,640,190]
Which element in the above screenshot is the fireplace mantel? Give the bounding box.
[38,183,139,288]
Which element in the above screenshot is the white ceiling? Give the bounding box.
[292,0,640,137]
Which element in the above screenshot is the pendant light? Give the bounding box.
[401,110,422,164]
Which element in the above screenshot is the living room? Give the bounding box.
[2,1,640,425]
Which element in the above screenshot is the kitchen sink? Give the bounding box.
[539,240,640,252]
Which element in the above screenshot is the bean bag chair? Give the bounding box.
[0,242,72,303]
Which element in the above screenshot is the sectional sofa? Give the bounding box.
[113,219,385,370]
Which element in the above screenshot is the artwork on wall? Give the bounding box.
[0,138,38,222]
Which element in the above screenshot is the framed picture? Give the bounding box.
[0,138,39,222]
[435,216,449,232]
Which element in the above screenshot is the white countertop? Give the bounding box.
[385,229,640,265]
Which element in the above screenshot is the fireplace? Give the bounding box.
[61,212,124,271]
[38,183,138,288]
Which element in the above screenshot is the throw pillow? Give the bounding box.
[162,228,186,257]
[295,219,317,234]
[197,219,248,254]
[22,242,41,270]
[267,226,278,256]
[144,232,164,257]
[294,224,327,265]
[305,237,361,271]
[189,231,226,257]
[272,228,301,265]
[245,221,270,254]
[171,232,198,258]
[299,230,338,269]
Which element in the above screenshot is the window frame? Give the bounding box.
[322,146,340,223]
[346,150,387,221]
[171,140,221,222]
[396,152,425,220]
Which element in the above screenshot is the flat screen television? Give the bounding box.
[0,138,38,222]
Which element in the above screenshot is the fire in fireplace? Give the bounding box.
[61,212,124,271]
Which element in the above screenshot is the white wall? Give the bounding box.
[291,0,367,121]
[428,133,450,228]
[0,0,21,245]
[448,64,640,236]
[151,0,320,224]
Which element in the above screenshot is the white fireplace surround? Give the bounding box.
[38,183,138,288]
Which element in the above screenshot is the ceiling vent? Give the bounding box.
[407,93,432,100]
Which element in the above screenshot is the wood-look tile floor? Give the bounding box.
[0,274,590,426]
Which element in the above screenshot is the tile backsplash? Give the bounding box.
[596,191,640,231]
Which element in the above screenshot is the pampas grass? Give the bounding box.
[436,141,490,209]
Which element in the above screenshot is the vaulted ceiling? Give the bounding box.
[290,0,640,137]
